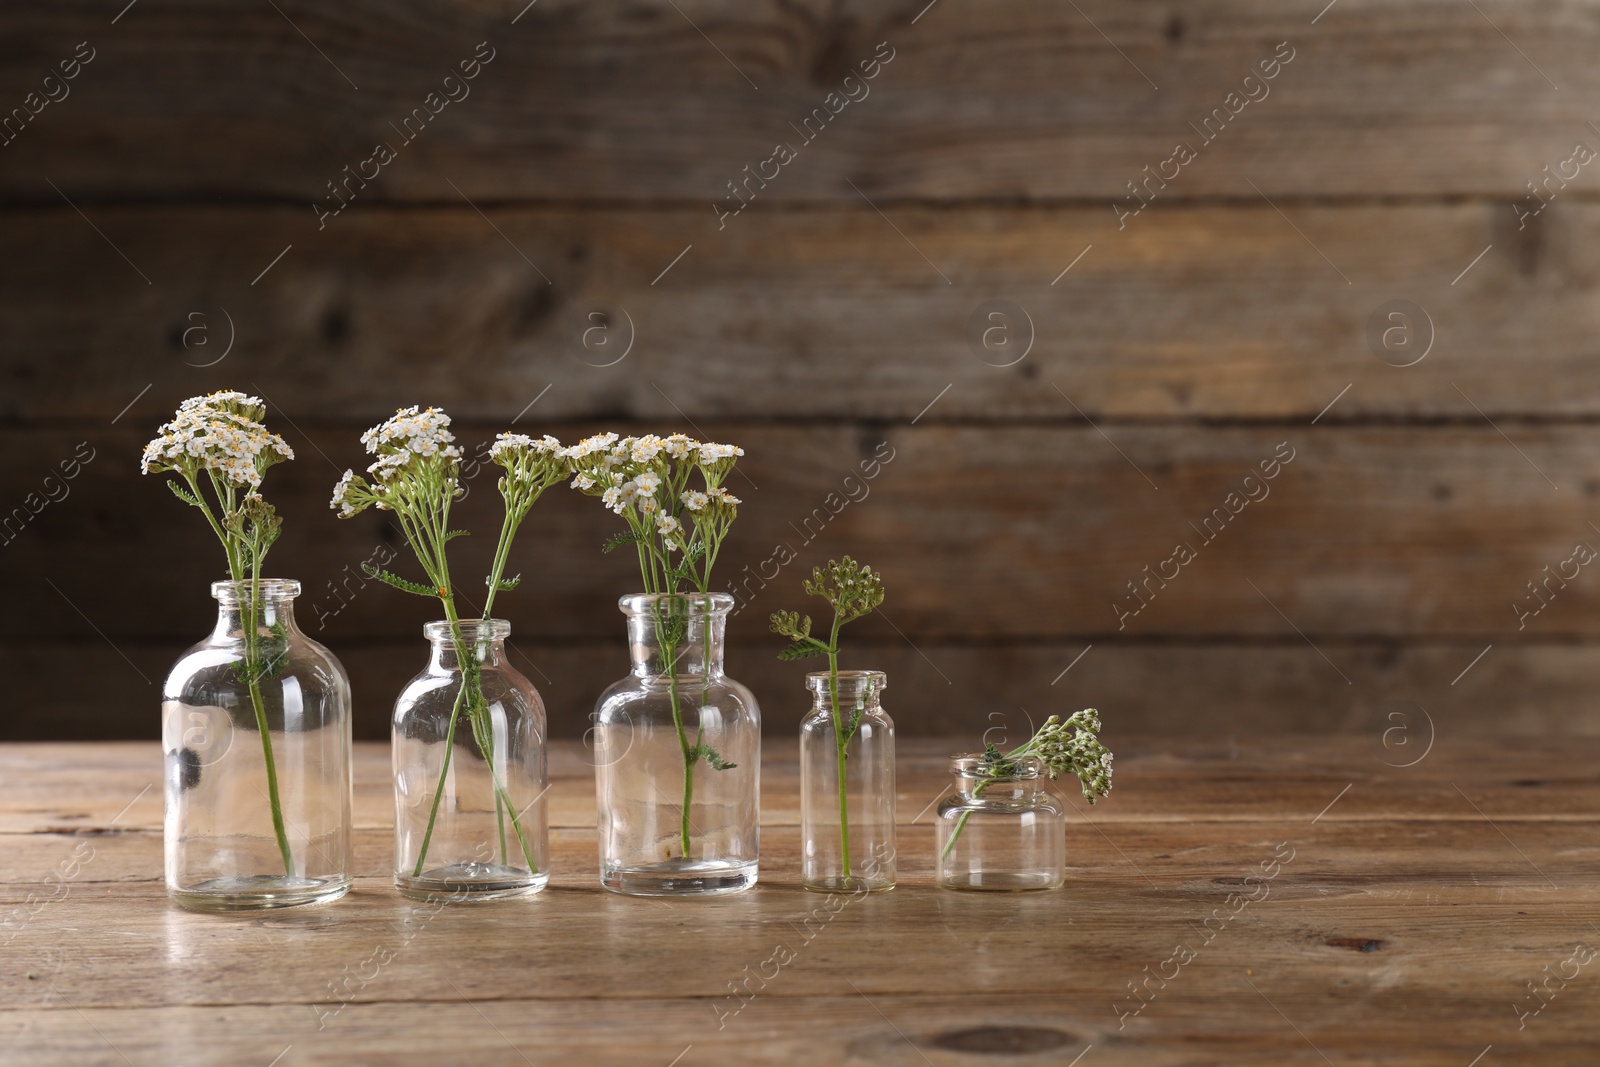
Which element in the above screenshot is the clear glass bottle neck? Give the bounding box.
[210,579,301,640]
[425,620,509,672]
[806,670,887,714]
[951,755,1048,801]
[621,594,730,680]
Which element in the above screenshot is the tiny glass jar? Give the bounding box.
[392,619,549,901]
[800,670,896,892]
[935,754,1065,891]
[162,579,353,911]
[592,593,759,896]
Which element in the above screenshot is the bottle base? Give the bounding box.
[937,871,1064,891]
[801,875,896,893]
[602,857,758,897]
[396,861,549,902]
[168,875,351,912]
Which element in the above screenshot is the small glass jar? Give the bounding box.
[800,670,895,892]
[392,619,549,901]
[935,754,1065,891]
[162,579,353,911]
[592,593,759,896]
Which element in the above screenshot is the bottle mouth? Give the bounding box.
[950,753,1043,780]
[618,592,734,617]
[423,618,511,642]
[211,578,301,602]
[806,669,887,696]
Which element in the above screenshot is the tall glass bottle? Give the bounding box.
[800,670,895,891]
[935,754,1066,891]
[162,579,353,910]
[593,593,759,895]
[393,619,549,900]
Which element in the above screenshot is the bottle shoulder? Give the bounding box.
[163,633,348,699]
[935,792,1064,819]
[593,673,760,722]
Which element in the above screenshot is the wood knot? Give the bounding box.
[1325,937,1384,952]
[930,1026,1073,1054]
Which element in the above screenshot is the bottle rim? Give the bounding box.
[805,669,887,694]
[618,592,735,616]
[211,578,301,602]
[422,618,512,642]
[949,753,1044,780]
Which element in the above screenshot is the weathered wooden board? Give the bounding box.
[7,638,1600,741]
[1,1,1595,202]
[2,737,1595,833]
[7,425,1600,642]
[0,202,1589,423]
[0,739,1595,1065]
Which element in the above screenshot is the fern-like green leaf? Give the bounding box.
[778,639,830,661]
[362,564,439,598]
[602,530,646,554]
[490,574,522,593]
[166,480,205,509]
[443,528,471,542]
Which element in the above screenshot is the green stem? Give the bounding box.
[244,558,294,878]
[826,614,852,882]
[494,779,509,865]
[663,615,694,860]
[412,673,468,878]
[941,782,990,862]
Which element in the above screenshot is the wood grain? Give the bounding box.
[7,638,1600,741]
[8,424,1600,640]
[2,1,1596,202]
[0,202,1591,424]
[0,739,1595,1065]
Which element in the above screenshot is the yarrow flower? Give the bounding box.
[330,470,360,518]
[141,390,298,874]
[360,405,459,459]
[698,442,743,463]
[564,432,619,461]
[566,428,745,599]
[566,431,750,856]
[140,392,293,489]
[330,411,566,881]
[770,557,889,882]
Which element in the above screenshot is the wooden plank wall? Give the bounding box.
[2,0,1597,740]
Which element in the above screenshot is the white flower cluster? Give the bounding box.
[699,442,742,463]
[140,391,293,488]
[360,406,461,479]
[330,406,466,518]
[329,469,360,518]
[488,432,563,462]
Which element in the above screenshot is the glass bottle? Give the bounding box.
[800,670,896,892]
[162,579,353,910]
[392,619,549,901]
[592,593,759,895]
[935,754,1065,891]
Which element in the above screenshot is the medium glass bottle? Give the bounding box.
[800,670,896,891]
[592,593,759,896]
[393,619,549,901]
[162,579,353,910]
[935,754,1065,891]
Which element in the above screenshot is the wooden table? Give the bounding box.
[1,737,1595,1065]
